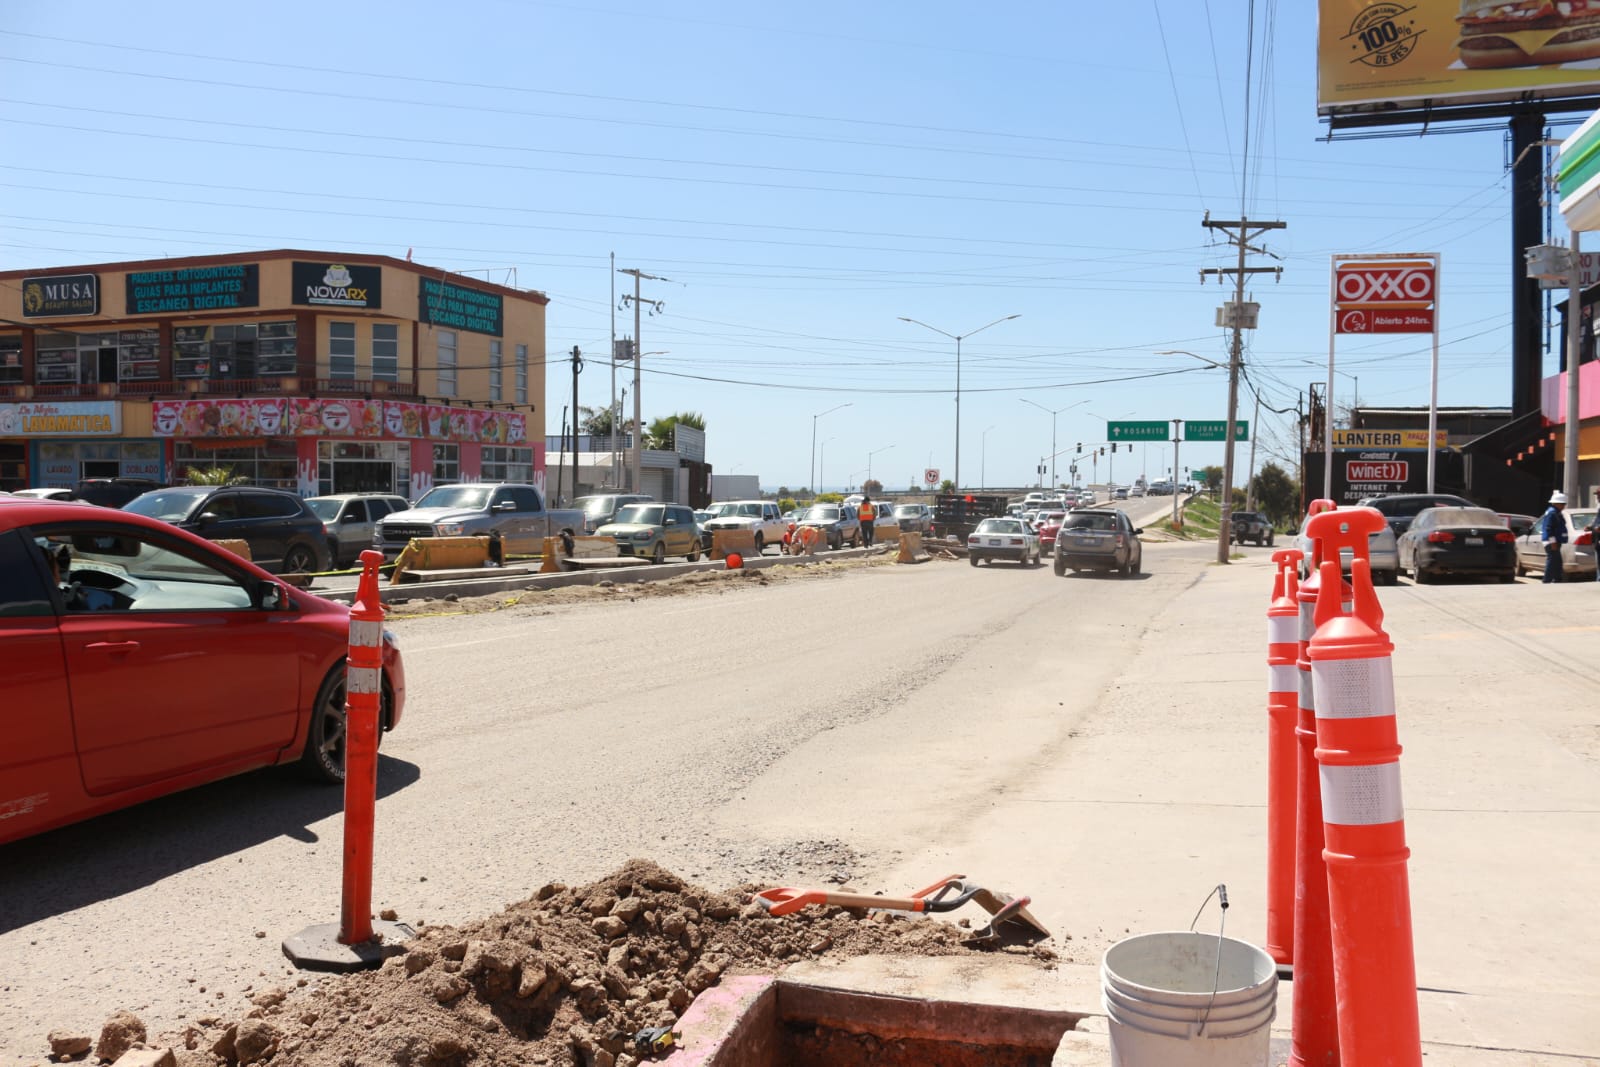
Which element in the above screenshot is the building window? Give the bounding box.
[172,322,288,380]
[437,330,457,396]
[174,439,299,491]
[256,321,297,377]
[489,340,503,402]
[329,322,356,379]
[34,334,78,385]
[515,343,528,404]
[482,446,533,483]
[116,329,159,381]
[433,442,459,484]
[0,336,22,385]
[372,323,398,382]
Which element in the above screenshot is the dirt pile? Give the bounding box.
[126,859,1043,1067]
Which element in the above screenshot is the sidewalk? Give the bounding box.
[853,547,1600,1064]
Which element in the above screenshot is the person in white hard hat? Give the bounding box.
[1539,490,1569,584]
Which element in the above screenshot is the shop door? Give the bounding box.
[97,348,118,385]
[332,460,395,494]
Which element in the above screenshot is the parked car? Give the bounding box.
[12,487,77,501]
[1497,512,1537,538]
[1034,510,1067,553]
[1398,506,1517,584]
[791,503,860,550]
[306,493,411,568]
[967,516,1042,567]
[700,500,787,555]
[891,503,932,534]
[374,483,583,559]
[123,485,332,574]
[1230,510,1275,547]
[1293,508,1400,586]
[73,478,164,509]
[1357,493,1476,537]
[573,492,653,534]
[1052,508,1143,577]
[692,509,717,552]
[597,502,703,563]
[1514,506,1598,580]
[0,498,406,845]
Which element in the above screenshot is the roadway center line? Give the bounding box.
[412,628,552,652]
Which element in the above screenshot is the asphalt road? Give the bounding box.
[5,500,1591,1063]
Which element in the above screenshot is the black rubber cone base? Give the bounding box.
[282,919,417,973]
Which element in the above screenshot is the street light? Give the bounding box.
[810,403,851,497]
[899,313,1020,490]
[867,444,895,487]
[981,425,996,490]
[1020,397,1089,489]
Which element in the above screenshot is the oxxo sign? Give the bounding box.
[1334,257,1437,334]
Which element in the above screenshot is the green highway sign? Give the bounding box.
[1107,420,1170,442]
[1185,420,1248,442]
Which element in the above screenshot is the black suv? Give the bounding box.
[1358,493,1475,537]
[1230,510,1274,546]
[122,485,332,573]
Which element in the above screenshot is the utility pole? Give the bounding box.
[1200,213,1285,564]
[1245,389,1261,513]
[566,345,582,505]
[609,251,617,487]
[618,268,667,495]
[1171,419,1183,528]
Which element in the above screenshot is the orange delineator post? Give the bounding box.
[1266,548,1303,967]
[1307,510,1421,1067]
[340,549,386,946]
[1290,500,1342,1067]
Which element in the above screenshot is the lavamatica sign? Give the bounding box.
[291,262,382,309]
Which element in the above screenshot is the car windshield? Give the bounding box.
[975,518,1021,534]
[614,504,666,525]
[1569,509,1596,530]
[893,505,919,516]
[1038,511,1065,524]
[721,503,762,517]
[1063,513,1118,531]
[803,506,839,521]
[123,490,203,522]
[306,499,342,521]
[416,485,492,510]
[578,496,619,517]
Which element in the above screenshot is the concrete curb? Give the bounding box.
[313,545,892,605]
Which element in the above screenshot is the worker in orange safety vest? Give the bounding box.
[858,496,876,547]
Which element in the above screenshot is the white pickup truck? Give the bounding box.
[700,499,787,555]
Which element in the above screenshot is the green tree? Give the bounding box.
[643,411,707,450]
[817,492,844,504]
[1199,465,1225,491]
[775,485,791,498]
[862,478,883,495]
[778,497,797,513]
[1250,462,1300,529]
[184,466,247,486]
[939,479,955,494]
[579,404,629,436]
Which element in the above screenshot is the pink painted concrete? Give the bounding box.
[1540,359,1600,422]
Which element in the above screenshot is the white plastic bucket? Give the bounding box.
[1101,930,1278,1067]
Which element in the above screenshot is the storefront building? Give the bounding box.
[0,250,547,496]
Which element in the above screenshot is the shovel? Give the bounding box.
[755,874,1050,942]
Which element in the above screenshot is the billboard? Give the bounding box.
[1333,257,1437,334]
[1319,1,1600,113]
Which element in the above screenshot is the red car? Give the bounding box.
[0,499,405,846]
[1034,511,1068,554]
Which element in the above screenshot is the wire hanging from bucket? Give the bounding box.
[1187,883,1229,1036]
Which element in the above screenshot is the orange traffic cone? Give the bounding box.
[1307,509,1422,1067]
[1266,548,1303,967]
[1290,502,1341,1067]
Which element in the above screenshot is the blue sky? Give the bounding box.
[0,1,1575,492]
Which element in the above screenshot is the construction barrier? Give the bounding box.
[212,538,252,561]
[1266,547,1303,967]
[342,551,385,945]
[1290,499,1342,1067]
[712,528,758,560]
[1307,509,1421,1067]
[873,522,900,544]
[390,536,491,584]
[539,534,619,572]
[896,531,930,563]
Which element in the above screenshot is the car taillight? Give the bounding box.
[1494,531,1516,543]
[1427,531,1455,543]
[967,535,979,544]
[1577,530,1593,546]
[1008,537,1022,545]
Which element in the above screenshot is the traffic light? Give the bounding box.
[1076,442,1082,452]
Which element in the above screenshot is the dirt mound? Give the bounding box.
[155,859,1043,1067]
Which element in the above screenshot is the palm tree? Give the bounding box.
[184,466,247,486]
[642,412,707,451]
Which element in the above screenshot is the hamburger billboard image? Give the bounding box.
[1319,1,1600,112]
